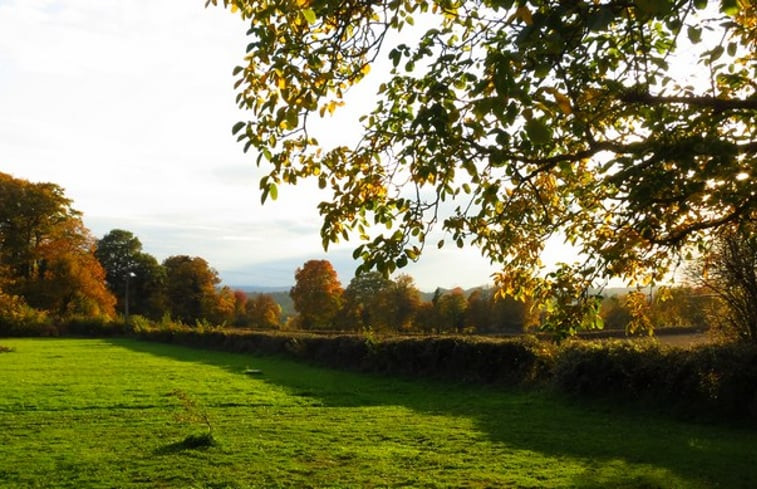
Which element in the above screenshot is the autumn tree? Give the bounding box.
[435,287,468,333]
[230,289,250,326]
[163,255,222,324]
[466,288,529,333]
[96,229,166,319]
[692,223,757,341]
[383,274,421,331]
[0,172,115,319]
[211,0,755,336]
[414,300,438,334]
[290,259,343,329]
[211,285,238,325]
[245,293,282,329]
[340,271,392,330]
[599,295,633,331]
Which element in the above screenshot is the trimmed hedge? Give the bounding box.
[120,326,757,421]
[3,320,756,421]
[551,341,757,419]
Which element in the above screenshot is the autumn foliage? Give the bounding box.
[214,0,755,338]
[290,259,344,329]
[0,172,115,323]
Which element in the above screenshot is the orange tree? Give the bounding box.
[245,293,283,329]
[0,172,115,319]
[290,259,344,329]
[163,255,223,324]
[209,0,755,336]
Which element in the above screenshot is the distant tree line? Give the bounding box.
[287,259,534,334]
[1,172,754,341]
[0,172,280,329]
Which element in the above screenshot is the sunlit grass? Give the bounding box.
[0,338,754,488]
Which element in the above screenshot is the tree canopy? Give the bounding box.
[210,0,755,332]
[163,255,222,324]
[0,172,115,319]
[96,229,167,319]
[290,259,344,328]
[693,222,757,341]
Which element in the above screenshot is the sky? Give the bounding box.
[0,0,528,290]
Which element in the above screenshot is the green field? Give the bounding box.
[0,338,755,488]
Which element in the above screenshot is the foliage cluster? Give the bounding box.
[289,261,532,333]
[599,287,715,334]
[0,172,115,323]
[691,223,757,341]
[96,229,284,328]
[552,340,757,419]
[0,172,283,330]
[211,0,756,338]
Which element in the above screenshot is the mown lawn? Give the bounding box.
[0,338,755,488]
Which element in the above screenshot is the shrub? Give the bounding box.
[551,340,757,420]
[0,293,54,337]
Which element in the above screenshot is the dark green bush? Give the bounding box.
[551,340,757,420]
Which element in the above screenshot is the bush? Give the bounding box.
[551,340,757,420]
[0,293,54,337]
[65,316,126,337]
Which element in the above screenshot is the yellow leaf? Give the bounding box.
[360,64,371,76]
[516,6,533,25]
[554,92,572,114]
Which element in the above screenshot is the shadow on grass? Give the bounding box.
[154,433,217,455]
[106,338,757,488]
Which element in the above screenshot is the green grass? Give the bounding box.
[0,338,755,488]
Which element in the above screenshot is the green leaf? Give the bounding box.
[525,118,552,146]
[232,121,246,135]
[635,0,672,17]
[302,8,316,24]
[709,45,725,62]
[588,6,615,32]
[720,0,739,16]
[687,26,702,44]
[285,109,299,129]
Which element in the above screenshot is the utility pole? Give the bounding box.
[125,271,136,323]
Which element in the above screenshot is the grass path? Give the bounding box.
[0,338,755,488]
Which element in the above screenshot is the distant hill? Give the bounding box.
[231,285,291,294]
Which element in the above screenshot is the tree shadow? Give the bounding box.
[105,338,757,488]
[153,433,217,456]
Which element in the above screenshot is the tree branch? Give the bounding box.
[621,92,757,111]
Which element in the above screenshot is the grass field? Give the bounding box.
[0,338,755,488]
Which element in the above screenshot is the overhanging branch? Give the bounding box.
[621,92,757,111]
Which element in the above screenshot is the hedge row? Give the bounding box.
[3,319,756,421]
[121,326,757,421]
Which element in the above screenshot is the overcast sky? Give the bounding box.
[0,0,532,290]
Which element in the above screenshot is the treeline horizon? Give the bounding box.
[0,171,719,336]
